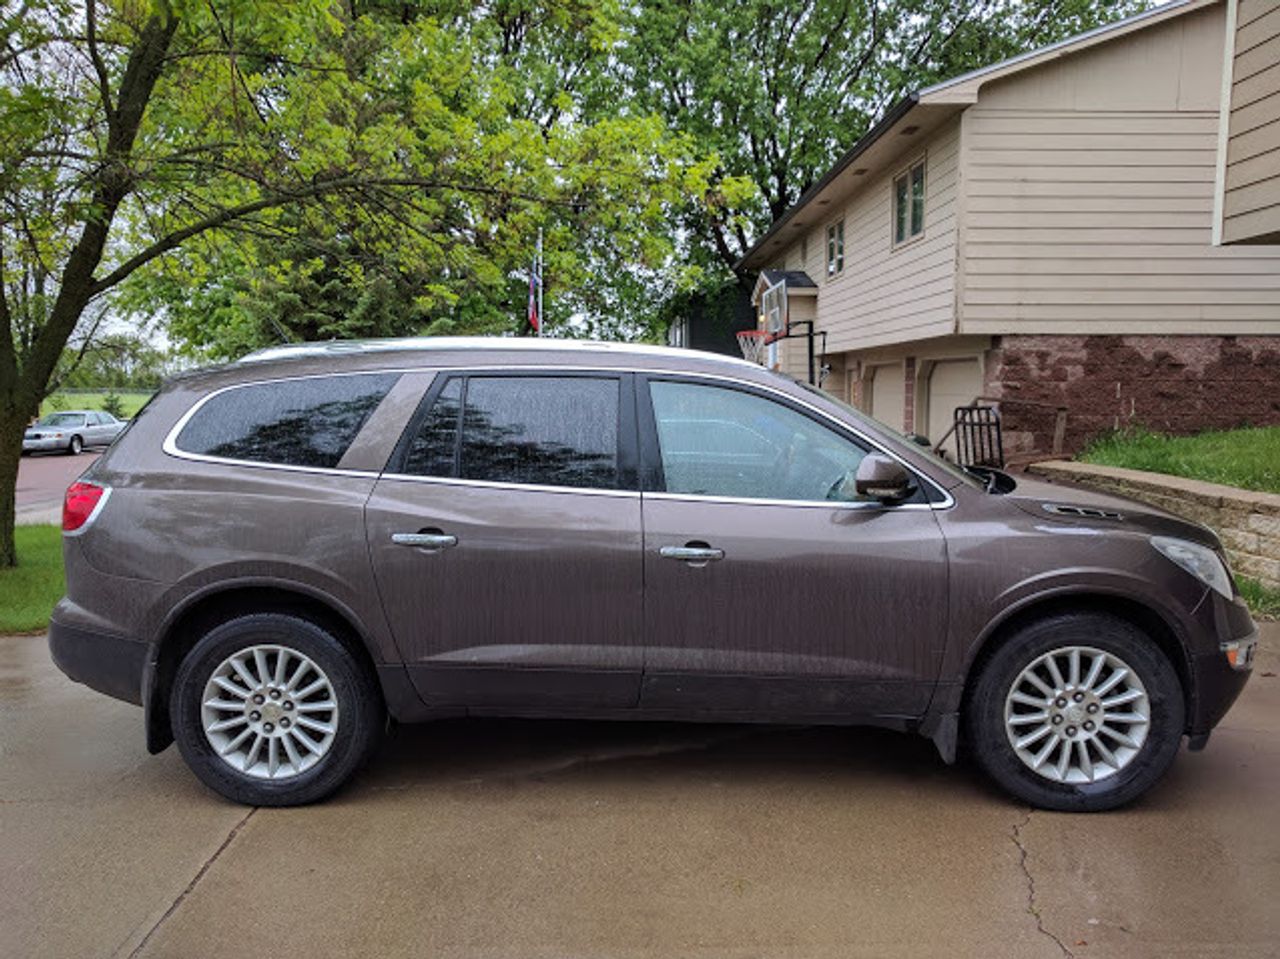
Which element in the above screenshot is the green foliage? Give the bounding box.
[0,526,64,634]
[100,391,126,419]
[55,334,171,391]
[611,0,1154,274]
[1080,426,1280,495]
[1237,578,1280,621]
[41,392,152,419]
[108,1,735,359]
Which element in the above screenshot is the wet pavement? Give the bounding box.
[2,625,1277,959]
[15,451,99,524]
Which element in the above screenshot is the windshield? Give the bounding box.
[37,413,84,427]
[791,378,985,490]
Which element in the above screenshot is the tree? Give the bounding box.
[0,0,727,564]
[612,0,1154,283]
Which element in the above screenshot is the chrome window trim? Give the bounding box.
[162,371,402,478]
[642,491,943,511]
[377,472,641,499]
[162,363,955,509]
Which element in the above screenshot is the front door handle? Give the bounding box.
[660,544,725,564]
[392,531,458,551]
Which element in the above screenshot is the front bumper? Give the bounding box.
[23,435,69,452]
[1186,594,1256,737]
[48,616,147,706]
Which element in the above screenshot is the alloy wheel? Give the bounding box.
[1004,645,1150,785]
[201,644,340,780]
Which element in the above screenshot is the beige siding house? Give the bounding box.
[738,0,1280,455]
[1216,0,1280,244]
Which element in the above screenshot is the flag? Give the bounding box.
[527,264,540,332]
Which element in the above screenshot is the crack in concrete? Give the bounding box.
[1011,809,1075,959]
[125,807,257,958]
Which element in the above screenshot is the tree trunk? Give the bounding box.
[0,410,26,568]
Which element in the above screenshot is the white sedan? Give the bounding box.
[22,410,127,455]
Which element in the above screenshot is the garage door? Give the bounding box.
[868,364,905,432]
[927,358,982,455]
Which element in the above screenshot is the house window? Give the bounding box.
[826,220,844,276]
[894,159,926,245]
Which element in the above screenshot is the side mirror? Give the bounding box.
[854,453,916,502]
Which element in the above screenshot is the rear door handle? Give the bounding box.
[660,544,724,564]
[392,531,458,551]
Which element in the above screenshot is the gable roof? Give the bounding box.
[737,0,1220,270]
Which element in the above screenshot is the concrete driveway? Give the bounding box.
[2,626,1277,959]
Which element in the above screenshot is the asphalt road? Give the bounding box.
[2,626,1278,959]
[16,450,100,522]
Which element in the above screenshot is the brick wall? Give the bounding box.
[1028,460,1280,590]
[985,335,1280,456]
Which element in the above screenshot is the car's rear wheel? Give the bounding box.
[967,612,1185,812]
[171,613,383,806]
[67,435,82,455]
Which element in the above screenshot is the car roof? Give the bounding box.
[167,336,773,392]
[43,410,92,416]
[236,336,759,369]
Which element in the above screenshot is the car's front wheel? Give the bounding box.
[171,613,383,806]
[67,435,82,455]
[967,612,1185,812]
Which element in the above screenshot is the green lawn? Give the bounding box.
[41,390,153,419]
[1080,426,1280,495]
[1239,578,1280,620]
[0,525,64,634]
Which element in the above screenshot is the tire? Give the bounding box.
[67,435,82,455]
[171,613,384,806]
[966,612,1185,812]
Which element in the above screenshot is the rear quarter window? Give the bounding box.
[174,373,400,469]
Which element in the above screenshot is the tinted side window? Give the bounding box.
[649,380,868,502]
[400,375,620,489]
[176,373,399,468]
[403,376,461,477]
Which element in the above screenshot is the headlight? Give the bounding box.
[1150,536,1233,599]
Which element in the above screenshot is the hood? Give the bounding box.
[1005,473,1221,549]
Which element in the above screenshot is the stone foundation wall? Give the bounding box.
[984,335,1280,455]
[1028,460,1280,590]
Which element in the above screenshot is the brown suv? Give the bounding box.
[49,339,1256,810]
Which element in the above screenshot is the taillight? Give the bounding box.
[63,482,108,533]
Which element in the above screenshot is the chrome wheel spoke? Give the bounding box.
[295,699,338,713]
[1076,741,1094,782]
[1094,667,1128,697]
[1044,655,1067,691]
[1102,689,1144,708]
[1009,691,1046,708]
[1023,672,1054,698]
[1008,711,1049,727]
[230,658,258,689]
[211,676,249,699]
[1031,736,1057,770]
[1103,711,1147,724]
[1082,653,1105,691]
[1093,737,1120,769]
[1015,725,1052,750]
[201,644,339,781]
[1004,645,1149,785]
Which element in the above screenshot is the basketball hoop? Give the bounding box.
[736,329,771,365]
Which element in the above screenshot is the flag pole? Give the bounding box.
[537,228,544,337]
